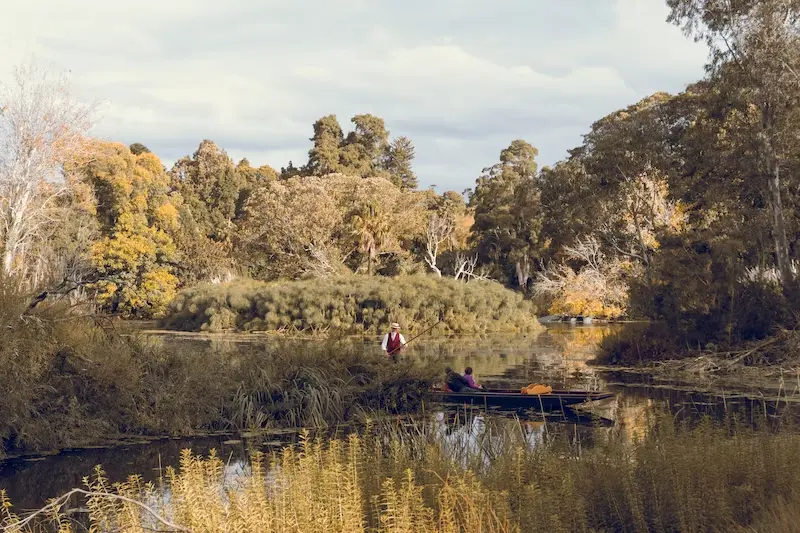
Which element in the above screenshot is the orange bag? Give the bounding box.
[521,383,553,395]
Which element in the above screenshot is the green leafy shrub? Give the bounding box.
[161,274,544,335]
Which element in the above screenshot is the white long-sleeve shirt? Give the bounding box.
[381,332,406,351]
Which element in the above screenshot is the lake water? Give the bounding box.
[2,323,797,512]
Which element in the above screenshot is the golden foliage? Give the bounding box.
[79,141,179,317]
[6,418,800,532]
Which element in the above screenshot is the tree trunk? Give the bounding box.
[515,256,531,290]
[368,243,375,276]
[768,163,793,286]
[3,246,14,275]
[2,224,21,276]
[761,104,793,289]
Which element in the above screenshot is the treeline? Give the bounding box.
[3,1,800,348]
[470,1,800,353]
[0,75,479,317]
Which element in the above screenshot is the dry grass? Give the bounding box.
[0,281,439,458]
[4,415,800,532]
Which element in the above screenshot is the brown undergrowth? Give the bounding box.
[3,414,800,532]
[596,321,800,371]
[0,281,439,459]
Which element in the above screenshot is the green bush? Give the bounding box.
[161,274,544,335]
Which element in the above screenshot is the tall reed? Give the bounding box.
[4,413,800,532]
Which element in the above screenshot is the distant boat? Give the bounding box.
[431,388,614,411]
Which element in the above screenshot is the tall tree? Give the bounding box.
[80,141,179,317]
[385,136,418,190]
[667,0,800,288]
[0,62,92,280]
[234,158,278,219]
[306,114,344,176]
[170,140,241,242]
[340,114,390,178]
[468,140,542,288]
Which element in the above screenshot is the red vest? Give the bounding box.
[386,332,402,353]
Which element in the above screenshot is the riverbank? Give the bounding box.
[593,323,800,391]
[0,293,439,459]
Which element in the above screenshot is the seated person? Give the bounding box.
[444,367,472,392]
[462,367,483,390]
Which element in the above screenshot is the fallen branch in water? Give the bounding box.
[723,337,780,368]
[1,488,190,532]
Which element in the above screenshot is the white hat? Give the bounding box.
[391,322,400,329]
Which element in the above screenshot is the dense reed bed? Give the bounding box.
[4,413,800,532]
[161,275,544,335]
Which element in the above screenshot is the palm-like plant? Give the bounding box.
[350,202,390,275]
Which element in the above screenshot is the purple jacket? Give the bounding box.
[463,374,480,389]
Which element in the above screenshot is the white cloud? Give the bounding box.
[0,0,708,191]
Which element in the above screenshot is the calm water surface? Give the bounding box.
[2,323,797,511]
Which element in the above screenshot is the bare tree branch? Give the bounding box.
[424,214,454,276]
[1,488,190,532]
[0,61,92,282]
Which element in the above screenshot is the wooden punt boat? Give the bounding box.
[431,388,614,411]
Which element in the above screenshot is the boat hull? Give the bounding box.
[431,389,614,411]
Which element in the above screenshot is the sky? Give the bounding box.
[0,0,709,193]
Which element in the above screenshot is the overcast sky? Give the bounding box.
[1,0,709,192]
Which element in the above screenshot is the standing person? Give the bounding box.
[381,322,406,361]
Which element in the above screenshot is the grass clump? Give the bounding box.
[0,280,438,458]
[160,274,544,335]
[5,414,800,532]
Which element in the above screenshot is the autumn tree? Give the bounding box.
[0,62,92,281]
[79,141,179,317]
[533,235,630,318]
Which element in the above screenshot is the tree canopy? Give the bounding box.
[4,9,800,339]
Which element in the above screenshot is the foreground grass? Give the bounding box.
[161,274,544,335]
[3,414,800,532]
[0,282,439,458]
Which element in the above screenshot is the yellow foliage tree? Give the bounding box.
[78,141,179,317]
